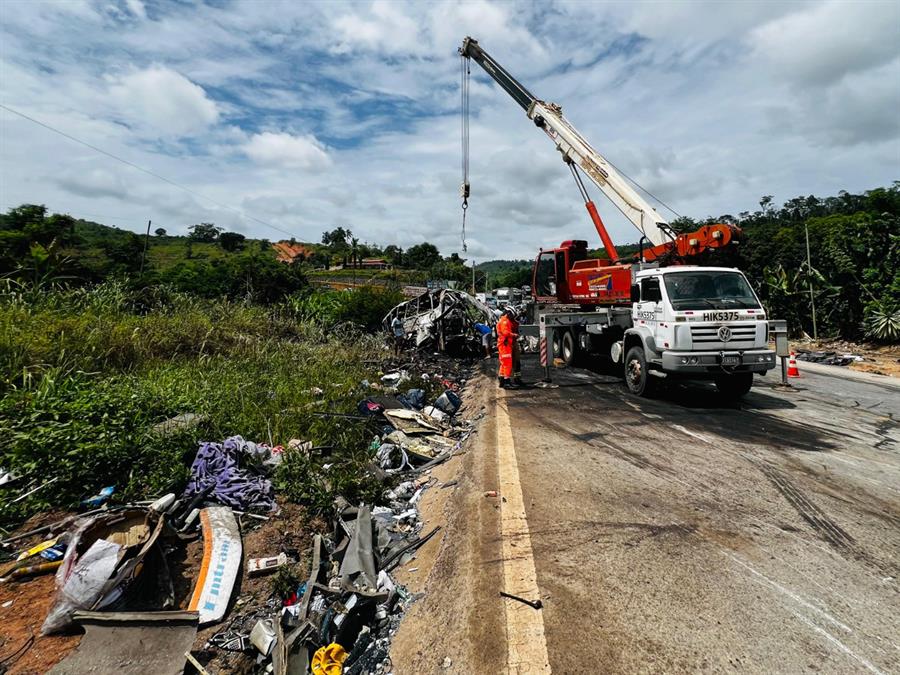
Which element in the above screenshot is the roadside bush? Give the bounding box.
[0,282,393,529]
[283,286,402,332]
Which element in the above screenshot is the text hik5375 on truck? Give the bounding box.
[460,37,778,399]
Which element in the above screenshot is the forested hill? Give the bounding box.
[0,207,474,301]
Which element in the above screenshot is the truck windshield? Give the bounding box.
[663,271,761,310]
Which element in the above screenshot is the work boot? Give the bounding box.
[513,377,524,387]
[505,378,520,390]
[499,377,510,389]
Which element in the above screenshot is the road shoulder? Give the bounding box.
[390,373,506,674]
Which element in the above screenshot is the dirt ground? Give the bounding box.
[0,572,82,674]
[793,338,900,377]
[390,372,506,674]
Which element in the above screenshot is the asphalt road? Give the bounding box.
[502,357,899,673]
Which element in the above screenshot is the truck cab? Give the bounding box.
[622,267,776,397]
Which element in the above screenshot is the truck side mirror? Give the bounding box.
[630,284,640,303]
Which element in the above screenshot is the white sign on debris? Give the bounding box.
[188,506,242,624]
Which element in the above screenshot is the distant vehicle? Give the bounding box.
[495,287,524,308]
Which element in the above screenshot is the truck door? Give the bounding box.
[534,251,558,303]
[555,250,569,301]
[635,276,662,335]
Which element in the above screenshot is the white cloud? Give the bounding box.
[124,0,147,20]
[107,66,219,137]
[332,0,422,54]
[750,0,900,88]
[0,0,897,262]
[242,132,331,170]
[55,167,131,200]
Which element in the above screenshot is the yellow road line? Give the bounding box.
[496,391,551,674]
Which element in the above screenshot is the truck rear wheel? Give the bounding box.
[624,345,654,397]
[551,330,576,367]
[715,372,754,399]
[561,330,576,366]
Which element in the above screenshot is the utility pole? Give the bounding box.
[805,222,817,340]
[472,259,476,295]
[140,219,151,277]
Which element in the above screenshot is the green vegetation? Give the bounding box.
[0,205,308,304]
[477,260,532,290]
[318,227,472,283]
[0,279,399,530]
[687,184,900,342]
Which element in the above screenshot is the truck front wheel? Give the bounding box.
[715,372,754,399]
[624,345,654,396]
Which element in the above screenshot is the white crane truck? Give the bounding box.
[460,37,778,398]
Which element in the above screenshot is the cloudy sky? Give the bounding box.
[1,0,898,260]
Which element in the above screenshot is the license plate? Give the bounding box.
[721,355,740,366]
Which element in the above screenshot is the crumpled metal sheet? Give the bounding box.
[48,610,198,675]
[339,505,378,592]
[383,409,443,435]
[383,289,495,351]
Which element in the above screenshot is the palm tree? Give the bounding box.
[350,237,360,268]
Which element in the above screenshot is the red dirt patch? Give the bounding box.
[0,573,82,674]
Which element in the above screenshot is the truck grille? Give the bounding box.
[691,324,757,348]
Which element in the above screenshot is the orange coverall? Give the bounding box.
[496,314,518,379]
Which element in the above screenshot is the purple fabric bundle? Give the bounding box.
[183,435,276,512]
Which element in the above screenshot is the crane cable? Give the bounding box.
[460,53,470,252]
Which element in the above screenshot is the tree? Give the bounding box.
[383,245,403,266]
[154,227,167,237]
[321,227,352,249]
[495,266,532,289]
[219,231,246,252]
[403,242,440,270]
[105,232,144,273]
[429,259,469,284]
[188,222,222,242]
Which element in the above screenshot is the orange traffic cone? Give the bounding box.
[787,352,800,378]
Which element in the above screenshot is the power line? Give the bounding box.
[0,103,299,239]
[602,155,683,219]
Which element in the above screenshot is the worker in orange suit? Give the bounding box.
[496,308,519,389]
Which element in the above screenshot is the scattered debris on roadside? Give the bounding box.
[794,349,864,367]
[383,289,496,355]
[0,357,479,674]
[791,339,900,377]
